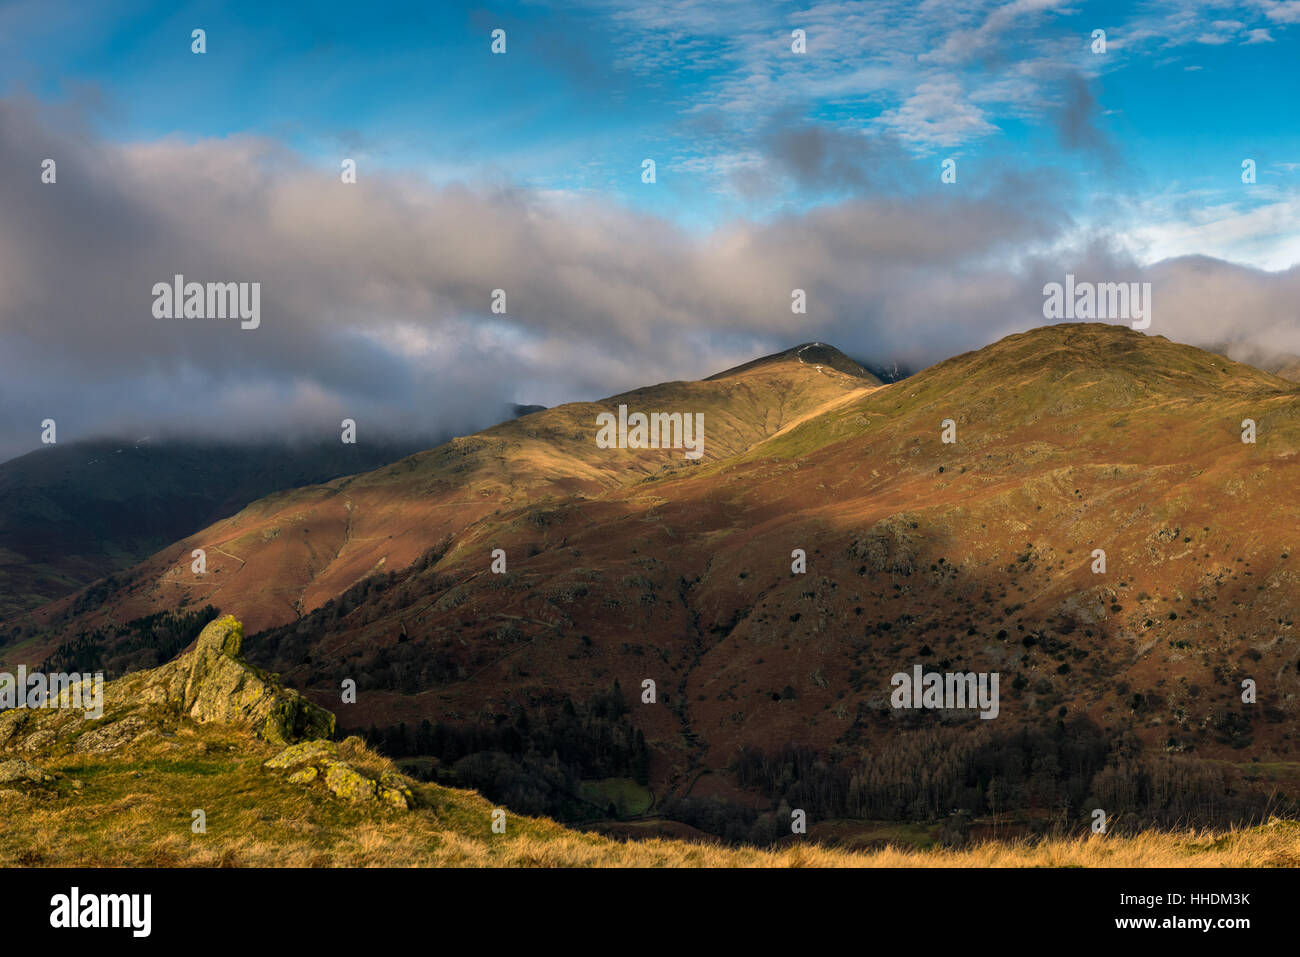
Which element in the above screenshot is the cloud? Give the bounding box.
[877,77,999,149]
[1144,255,1300,363]
[759,121,912,193]
[1258,1,1300,25]
[1054,73,1121,167]
[572,0,1296,160]
[1,96,1297,464]
[1123,195,1300,271]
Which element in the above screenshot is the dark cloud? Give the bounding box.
[761,122,913,193]
[1055,72,1121,168]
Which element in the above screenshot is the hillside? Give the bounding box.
[6,324,1300,844]
[1275,359,1300,383]
[1206,344,1300,384]
[0,437,429,620]
[1,344,878,647]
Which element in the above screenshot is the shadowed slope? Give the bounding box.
[0,437,428,619]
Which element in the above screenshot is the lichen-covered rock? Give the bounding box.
[263,740,414,810]
[264,694,335,746]
[324,762,378,802]
[377,771,414,810]
[0,710,30,748]
[162,616,335,744]
[264,740,337,769]
[0,759,56,801]
[21,729,56,753]
[72,716,152,754]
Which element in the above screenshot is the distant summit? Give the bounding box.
[862,359,913,383]
[706,342,881,383]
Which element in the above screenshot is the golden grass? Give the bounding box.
[335,735,399,781]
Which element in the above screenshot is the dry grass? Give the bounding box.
[336,735,399,781]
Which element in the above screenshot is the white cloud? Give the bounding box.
[877,78,999,148]
[1121,197,1300,271]
[1258,0,1300,25]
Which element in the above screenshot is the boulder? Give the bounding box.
[0,758,54,785]
[163,616,335,744]
[263,738,414,810]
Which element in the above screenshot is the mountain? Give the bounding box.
[1273,359,1300,383]
[6,326,1300,844]
[511,404,548,418]
[0,437,431,620]
[704,341,876,380]
[3,343,878,646]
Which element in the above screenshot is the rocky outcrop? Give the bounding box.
[0,615,333,756]
[849,513,922,576]
[0,757,54,785]
[0,616,422,818]
[162,616,335,744]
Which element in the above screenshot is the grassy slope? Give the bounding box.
[4,717,1299,867]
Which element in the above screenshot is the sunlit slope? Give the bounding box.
[7,345,878,646]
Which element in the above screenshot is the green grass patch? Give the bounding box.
[578,777,654,818]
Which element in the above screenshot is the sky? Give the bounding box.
[0,0,1298,461]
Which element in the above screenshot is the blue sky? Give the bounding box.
[4,0,1297,257]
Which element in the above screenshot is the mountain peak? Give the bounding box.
[706,342,881,382]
